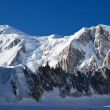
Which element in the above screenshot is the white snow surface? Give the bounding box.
[0,65,29,103]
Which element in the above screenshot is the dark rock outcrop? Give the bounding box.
[23,64,110,102]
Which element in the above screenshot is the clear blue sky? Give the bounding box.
[0,0,110,36]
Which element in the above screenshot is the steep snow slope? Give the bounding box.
[0,65,29,103]
[0,25,41,68]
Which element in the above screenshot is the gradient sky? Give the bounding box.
[0,0,110,36]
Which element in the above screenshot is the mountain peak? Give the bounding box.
[0,24,9,31]
[0,25,28,36]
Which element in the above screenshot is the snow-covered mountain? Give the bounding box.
[1,24,110,103]
[1,24,110,72]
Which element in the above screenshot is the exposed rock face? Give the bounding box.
[103,50,110,65]
[66,47,85,73]
[96,25,104,34]
[94,25,110,58]
[56,46,85,73]
[79,29,92,45]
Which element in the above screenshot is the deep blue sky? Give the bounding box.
[0,0,110,36]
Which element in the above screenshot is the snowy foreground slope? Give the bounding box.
[1,24,110,107]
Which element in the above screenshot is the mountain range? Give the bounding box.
[0,24,110,103]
